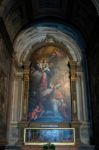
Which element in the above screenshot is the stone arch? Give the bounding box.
[13,24,84,65]
[8,23,91,146]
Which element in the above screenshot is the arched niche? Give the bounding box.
[8,24,91,146]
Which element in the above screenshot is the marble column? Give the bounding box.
[69,61,81,145]
[69,61,78,121]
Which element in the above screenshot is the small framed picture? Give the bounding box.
[24,128,75,145]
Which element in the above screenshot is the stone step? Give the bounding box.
[1,145,95,150]
[79,145,95,150]
[4,146,21,150]
[21,145,95,150]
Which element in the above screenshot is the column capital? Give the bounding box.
[69,61,77,80]
[23,62,31,68]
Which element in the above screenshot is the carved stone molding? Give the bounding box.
[69,61,77,81]
[22,64,30,121]
[69,61,78,121]
[14,25,83,65]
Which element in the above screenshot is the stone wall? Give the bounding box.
[0,35,12,145]
[87,19,99,149]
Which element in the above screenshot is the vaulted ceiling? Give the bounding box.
[0,0,98,44]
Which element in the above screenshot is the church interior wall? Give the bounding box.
[0,33,12,145]
[0,0,99,149]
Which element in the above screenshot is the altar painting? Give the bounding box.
[28,46,71,123]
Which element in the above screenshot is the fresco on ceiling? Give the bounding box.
[28,46,71,123]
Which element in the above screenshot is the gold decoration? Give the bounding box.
[22,65,30,120]
[69,61,77,81]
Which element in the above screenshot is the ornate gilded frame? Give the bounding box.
[24,128,75,145]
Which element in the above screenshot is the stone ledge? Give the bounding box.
[3,145,95,150]
[79,145,95,150]
[4,145,21,150]
[22,145,77,150]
